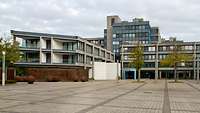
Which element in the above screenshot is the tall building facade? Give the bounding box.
[121,38,200,80]
[104,15,160,61]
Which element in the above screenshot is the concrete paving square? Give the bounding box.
[0,80,200,113]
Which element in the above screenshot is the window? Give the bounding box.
[163,46,166,51]
[170,46,174,50]
[185,46,193,50]
[124,47,128,51]
[122,34,126,38]
[111,18,115,25]
[113,34,116,38]
[148,47,155,51]
[124,55,128,60]
[113,41,119,45]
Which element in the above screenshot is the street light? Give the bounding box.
[2,51,6,86]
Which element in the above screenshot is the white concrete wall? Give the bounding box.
[94,62,107,80]
[89,68,92,79]
[52,53,63,63]
[93,62,121,80]
[107,63,121,80]
[41,53,46,63]
[52,40,62,49]
[41,38,46,49]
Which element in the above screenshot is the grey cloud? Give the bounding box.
[0,0,200,41]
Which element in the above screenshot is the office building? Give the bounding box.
[104,15,160,61]
[11,30,114,81]
[121,38,200,80]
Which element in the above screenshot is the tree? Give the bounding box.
[0,37,20,69]
[160,43,192,82]
[129,43,144,82]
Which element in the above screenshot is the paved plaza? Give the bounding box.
[0,80,200,113]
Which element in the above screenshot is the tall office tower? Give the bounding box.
[104,15,160,61]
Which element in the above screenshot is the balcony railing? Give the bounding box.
[19,58,40,63]
[20,45,40,49]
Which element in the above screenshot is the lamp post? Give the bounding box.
[2,51,6,86]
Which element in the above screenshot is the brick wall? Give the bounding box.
[25,67,89,81]
[0,68,15,80]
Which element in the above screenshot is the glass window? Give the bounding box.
[113,41,119,45]
[113,34,116,38]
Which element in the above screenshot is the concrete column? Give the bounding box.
[117,60,119,80]
[155,44,159,80]
[121,45,124,79]
[134,71,136,80]
[50,37,53,64]
[84,42,87,69]
[92,57,94,79]
[159,71,162,79]
[189,71,191,79]
[193,42,197,80]
[39,36,43,64]
[197,56,199,83]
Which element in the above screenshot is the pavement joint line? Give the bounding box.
[115,98,163,102]
[36,98,163,110]
[0,82,108,97]
[171,109,200,112]
[170,101,200,104]
[103,104,162,110]
[0,81,129,110]
[0,111,28,113]
[0,82,119,98]
[38,82,127,102]
[162,79,171,113]
[76,82,147,113]
[185,81,200,92]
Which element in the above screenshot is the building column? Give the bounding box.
[193,42,197,80]
[39,36,42,64]
[155,44,159,80]
[159,71,162,79]
[134,70,136,80]
[51,37,54,64]
[92,46,95,79]
[121,45,124,79]
[197,56,199,83]
[189,71,191,79]
[84,42,87,69]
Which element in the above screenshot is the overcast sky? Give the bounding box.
[0,0,200,41]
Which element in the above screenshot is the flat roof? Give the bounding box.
[11,30,79,39]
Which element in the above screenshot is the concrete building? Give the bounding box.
[121,38,200,80]
[11,30,114,81]
[84,37,104,48]
[104,15,160,61]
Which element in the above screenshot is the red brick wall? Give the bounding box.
[0,68,15,80]
[25,68,89,81]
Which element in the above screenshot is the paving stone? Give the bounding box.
[0,80,199,113]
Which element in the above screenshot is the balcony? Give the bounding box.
[18,58,40,63]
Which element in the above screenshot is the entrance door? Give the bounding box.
[125,71,135,79]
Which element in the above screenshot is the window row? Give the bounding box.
[113,25,149,30]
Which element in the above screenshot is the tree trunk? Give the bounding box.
[138,69,141,82]
[174,63,177,82]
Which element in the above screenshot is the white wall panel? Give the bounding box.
[93,62,121,80]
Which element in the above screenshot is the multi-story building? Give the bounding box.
[121,38,200,80]
[84,37,104,48]
[104,15,160,61]
[11,30,114,80]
